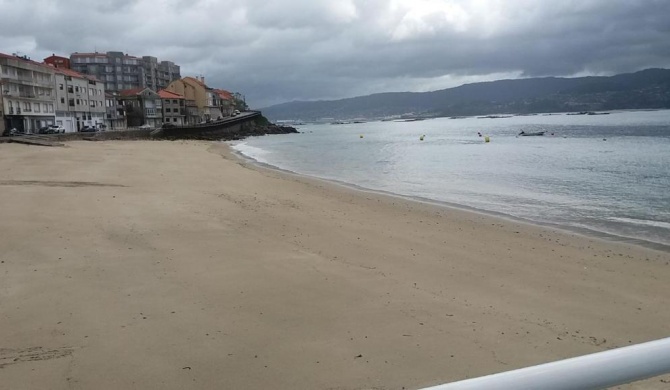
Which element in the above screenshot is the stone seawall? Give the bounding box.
[2,112,297,144]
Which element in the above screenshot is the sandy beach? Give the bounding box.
[1,140,669,389]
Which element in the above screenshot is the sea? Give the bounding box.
[232,110,670,249]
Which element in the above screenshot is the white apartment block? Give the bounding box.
[0,53,55,134]
[54,68,106,132]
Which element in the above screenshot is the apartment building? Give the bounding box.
[158,90,185,126]
[143,56,181,91]
[166,76,221,122]
[0,52,56,134]
[70,51,180,93]
[105,93,126,130]
[164,78,200,125]
[54,68,106,132]
[118,88,162,128]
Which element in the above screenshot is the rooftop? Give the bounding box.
[158,89,184,99]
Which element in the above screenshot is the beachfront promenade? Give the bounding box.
[1,140,669,389]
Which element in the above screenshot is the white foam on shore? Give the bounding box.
[231,142,271,164]
[609,217,670,230]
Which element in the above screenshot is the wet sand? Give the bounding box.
[1,140,669,389]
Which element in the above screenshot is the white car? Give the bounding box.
[139,124,152,129]
[44,125,65,134]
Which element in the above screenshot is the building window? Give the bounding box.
[34,104,40,113]
[173,118,178,122]
[68,86,73,93]
[61,97,65,103]
[76,99,80,105]
[75,86,79,93]
[49,104,53,113]
[59,83,64,90]
[69,99,75,107]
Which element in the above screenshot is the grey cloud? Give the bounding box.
[0,0,668,107]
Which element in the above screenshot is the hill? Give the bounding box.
[261,69,670,121]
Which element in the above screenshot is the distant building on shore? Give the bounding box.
[44,54,70,69]
[70,51,181,94]
[158,89,186,126]
[53,68,106,132]
[118,87,162,128]
[0,52,56,134]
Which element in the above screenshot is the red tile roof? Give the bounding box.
[157,89,184,99]
[118,88,147,97]
[213,89,233,100]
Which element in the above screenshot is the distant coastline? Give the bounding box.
[262,68,670,121]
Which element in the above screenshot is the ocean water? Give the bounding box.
[232,110,670,248]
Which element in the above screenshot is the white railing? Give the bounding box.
[421,337,670,390]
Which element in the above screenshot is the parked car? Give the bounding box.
[80,126,97,132]
[139,124,152,129]
[40,125,65,134]
[232,110,241,117]
[161,123,176,129]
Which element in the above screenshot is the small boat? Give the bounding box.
[518,131,545,136]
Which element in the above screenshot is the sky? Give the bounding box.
[1,0,669,107]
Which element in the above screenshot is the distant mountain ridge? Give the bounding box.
[261,69,670,121]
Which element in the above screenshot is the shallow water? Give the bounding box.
[233,110,670,247]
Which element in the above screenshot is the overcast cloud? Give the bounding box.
[1,0,669,107]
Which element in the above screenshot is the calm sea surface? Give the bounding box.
[233,110,670,248]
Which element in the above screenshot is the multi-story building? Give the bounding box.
[0,52,56,134]
[118,88,162,128]
[54,68,106,132]
[44,54,70,69]
[105,93,126,130]
[213,89,234,117]
[158,90,185,126]
[142,56,181,91]
[164,77,200,124]
[70,51,180,93]
[166,76,220,122]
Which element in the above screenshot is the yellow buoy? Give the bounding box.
[420,135,425,141]
[484,136,490,143]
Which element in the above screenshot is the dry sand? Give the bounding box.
[1,140,669,389]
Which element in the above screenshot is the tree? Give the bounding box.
[233,92,248,111]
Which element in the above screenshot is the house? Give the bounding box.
[105,93,126,130]
[158,89,185,126]
[0,52,56,135]
[164,78,199,124]
[166,76,220,122]
[213,89,234,117]
[53,68,106,132]
[118,88,162,128]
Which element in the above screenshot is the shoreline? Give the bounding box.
[2,140,669,389]
[228,142,670,254]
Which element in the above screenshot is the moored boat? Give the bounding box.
[518,131,545,136]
